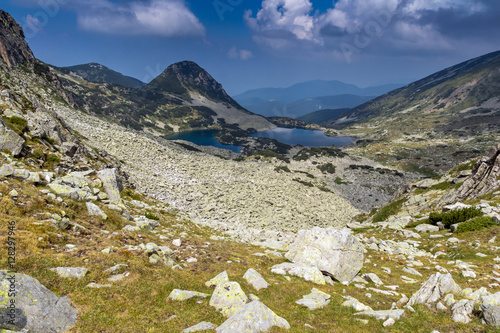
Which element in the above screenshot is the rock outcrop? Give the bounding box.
[0,118,25,156]
[0,9,35,68]
[0,270,77,332]
[285,227,363,283]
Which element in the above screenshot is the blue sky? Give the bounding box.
[2,0,500,95]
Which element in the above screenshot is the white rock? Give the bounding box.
[296,288,331,310]
[50,267,88,279]
[342,296,373,312]
[285,227,363,283]
[408,273,461,306]
[182,322,216,333]
[206,271,229,288]
[172,239,182,247]
[383,318,395,327]
[243,268,269,291]
[167,289,210,301]
[215,301,290,333]
[451,299,474,323]
[271,262,326,285]
[415,224,439,233]
[209,282,248,317]
[362,273,383,285]
[86,202,108,220]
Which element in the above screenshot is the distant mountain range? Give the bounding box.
[60,63,146,89]
[297,108,351,125]
[233,80,401,118]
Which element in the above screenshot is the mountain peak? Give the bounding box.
[0,9,35,68]
[61,63,146,88]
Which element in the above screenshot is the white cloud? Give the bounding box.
[228,47,254,60]
[246,0,488,55]
[75,0,205,37]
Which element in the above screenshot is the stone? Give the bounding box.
[216,301,290,333]
[482,304,500,327]
[450,223,462,233]
[0,270,77,332]
[48,183,79,200]
[415,224,439,233]
[482,291,500,306]
[97,168,123,204]
[0,118,25,156]
[182,321,217,332]
[172,239,182,247]
[107,273,129,282]
[408,273,461,306]
[61,141,78,157]
[209,281,248,317]
[436,302,447,311]
[86,283,111,288]
[8,189,18,197]
[383,318,395,327]
[285,227,363,283]
[243,268,269,291]
[50,267,88,279]
[296,288,331,310]
[462,270,476,278]
[354,309,405,320]
[167,289,210,301]
[270,262,326,285]
[134,216,159,230]
[0,164,14,177]
[402,267,422,277]
[342,296,373,312]
[86,202,108,220]
[362,273,383,285]
[451,299,474,323]
[205,271,229,288]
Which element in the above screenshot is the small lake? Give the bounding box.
[250,128,353,147]
[166,130,242,153]
[166,128,353,152]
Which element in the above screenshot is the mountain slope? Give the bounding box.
[61,63,146,88]
[0,10,35,68]
[297,108,351,125]
[336,50,500,175]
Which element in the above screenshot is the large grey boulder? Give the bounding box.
[0,270,77,332]
[0,119,25,156]
[209,282,248,317]
[285,227,363,283]
[97,168,123,204]
[86,202,108,220]
[408,273,461,306]
[216,300,290,333]
[243,268,269,291]
[482,304,500,327]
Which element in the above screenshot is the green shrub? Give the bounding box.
[372,198,406,223]
[429,207,483,228]
[293,178,314,187]
[334,177,348,185]
[45,154,60,166]
[253,150,289,163]
[31,149,46,160]
[274,166,291,173]
[145,212,159,221]
[456,216,496,233]
[317,163,336,174]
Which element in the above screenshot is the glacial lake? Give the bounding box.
[167,128,353,153]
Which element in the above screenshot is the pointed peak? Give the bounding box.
[0,9,35,68]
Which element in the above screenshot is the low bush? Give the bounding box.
[317,163,336,174]
[429,207,483,228]
[455,216,496,233]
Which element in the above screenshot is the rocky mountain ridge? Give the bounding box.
[0,10,34,68]
[60,63,146,89]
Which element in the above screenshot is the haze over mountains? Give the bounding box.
[233,81,402,118]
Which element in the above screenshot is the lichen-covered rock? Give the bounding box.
[167,289,210,301]
[296,288,331,310]
[408,273,461,306]
[285,227,363,283]
[243,268,269,291]
[209,281,248,317]
[48,183,80,200]
[86,202,107,220]
[216,300,290,333]
[206,271,229,288]
[50,267,88,279]
[97,168,123,204]
[451,299,474,323]
[61,142,78,157]
[270,262,326,285]
[342,296,373,312]
[0,10,35,67]
[0,270,77,332]
[354,309,404,320]
[482,304,500,327]
[0,119,25,156]
[182,321,216,332]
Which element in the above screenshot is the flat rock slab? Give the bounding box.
[296,288,331,310]
[271,262,325,285]
[243,268,269,291]
[97,168,123,204]
[50,267,88,279]
[216,300,290,333]
[482,304,500,327]
[167,289,210,301]
[415,224,439,233]
[182,321,217,332]
[285,227,363,283]
[342,296,373,312]
[408,273,461,306]
[354,309,405,320]
[0,270,77,332]
[209,282,248,317]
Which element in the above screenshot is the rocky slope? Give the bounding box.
[0,10,34,68]
[326,51,500,175]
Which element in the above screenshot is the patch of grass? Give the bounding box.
[292,178,314,187]
[122,188,142,201]
[406,219,430,229]
[145,212,160,221]
[44,154,60,167]
[294,170,315,179]
[317,163,336,174]
[253,149,290,163]
[429,181,462,191]
[3,116,28,135]
[455,216,496,233]
[334,177,348,185]
[293,147,347,161]
[31,148,46,160]
[372,198,406,223]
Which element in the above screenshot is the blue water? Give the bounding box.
[167,128,353,152]
[167,130,242,153]
[250,128,353,147]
